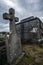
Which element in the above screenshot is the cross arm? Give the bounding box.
[15,17,19,22]
[3,13,10,20]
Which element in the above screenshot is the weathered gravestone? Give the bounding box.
[3,8,22,65]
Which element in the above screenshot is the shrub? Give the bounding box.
[39,40,43,48]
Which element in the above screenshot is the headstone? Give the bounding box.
[3,8,22,65]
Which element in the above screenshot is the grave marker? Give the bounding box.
[3,8,22,65]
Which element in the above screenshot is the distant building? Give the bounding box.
[16,16,42,43]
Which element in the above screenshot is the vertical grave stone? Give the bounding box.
[3,8,22,65]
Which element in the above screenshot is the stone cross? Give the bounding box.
[3,8,22,65]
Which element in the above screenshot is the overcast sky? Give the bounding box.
[0,0,43,32]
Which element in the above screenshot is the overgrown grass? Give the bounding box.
[17,44,43,65]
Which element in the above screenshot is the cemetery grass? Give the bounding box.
[17,44,43,65]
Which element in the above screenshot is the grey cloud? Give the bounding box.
[0,0,43,31]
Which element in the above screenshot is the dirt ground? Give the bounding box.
[17,44,43,65]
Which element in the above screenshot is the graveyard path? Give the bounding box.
[17,44,43,65]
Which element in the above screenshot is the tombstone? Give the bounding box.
[3,8,22,65]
